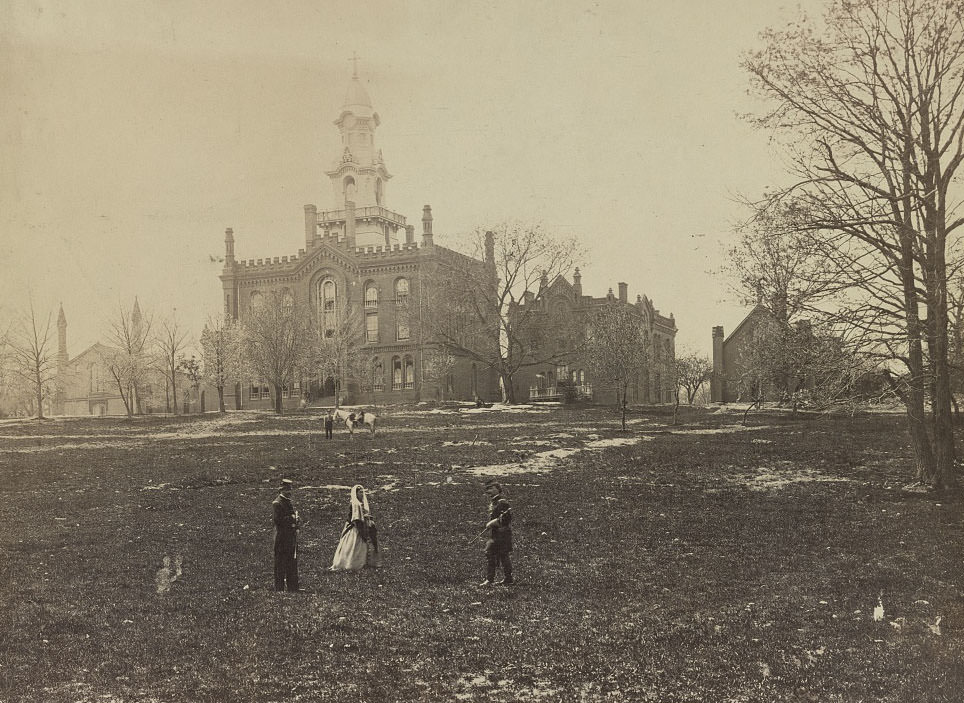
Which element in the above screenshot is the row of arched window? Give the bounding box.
[245,278,413,343]
[370,355,415,391]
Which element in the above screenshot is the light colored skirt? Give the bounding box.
[330,524,380,570]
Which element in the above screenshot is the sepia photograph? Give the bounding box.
[1,0,963,700]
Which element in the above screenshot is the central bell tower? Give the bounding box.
[326,62,391,211]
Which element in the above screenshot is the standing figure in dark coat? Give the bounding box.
[324,412,334,440]
[480,480,513,586]
[273,478,300,592]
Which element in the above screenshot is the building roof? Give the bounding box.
[342,76,375,119]
[722,304,772,346]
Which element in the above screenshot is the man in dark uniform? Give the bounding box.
[324,411,334,439]
[272,478,300,592]
[480,480,513,586]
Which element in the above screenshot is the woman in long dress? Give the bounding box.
[330,484,380,570]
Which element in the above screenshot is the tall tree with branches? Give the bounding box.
[244,290,312,415]
[428,223,584,403]
[7,300,58,419]
[156,311,189,415]
[310,304,365,408]
[744,0,964,489]
[200,314,244,413]
[105,300,153,418]
[586,304,648,431]
[675,350,714,406]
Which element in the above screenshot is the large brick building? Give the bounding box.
[219,69,498,409]
[509,270,677,405]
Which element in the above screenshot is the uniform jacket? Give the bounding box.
[273,493,298,553]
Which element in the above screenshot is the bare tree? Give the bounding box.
[178,355,202,413]
[310,304,365,408]
[156,312,189,415]
[675,350,713,406]
[586,304,648,431]
[200,314,244,413]
[744,0,964,489]
[421,347,457,401]
[7,300,58,419]
[105,300,153,418]
[429,222,584,403]
[244,290,312,415]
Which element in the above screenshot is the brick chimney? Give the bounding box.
[618,282,628,303]
[304,204,317,247]
[711,326,725,402]
[405,224,415,245]
[422,205,434,246]
[573,267,582,297]
[224,227,235,265]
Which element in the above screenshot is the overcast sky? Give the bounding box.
[1,0,823,359]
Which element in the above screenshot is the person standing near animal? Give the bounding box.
[331,485,380,570]
[480,480,513,586]
[324,411,334,440]
[272,478,300,592]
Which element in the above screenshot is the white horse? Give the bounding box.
[332,408,377,437]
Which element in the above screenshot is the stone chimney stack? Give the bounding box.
[224,228,235,266]
[422,205,434,246]
[304,204,317,247]
[346,200,357,250]
[711,326,725,402]
[573,267,582,297]
[618,282,628,303]
[405,224,415,245]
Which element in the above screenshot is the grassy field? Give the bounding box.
[0,404,962,702]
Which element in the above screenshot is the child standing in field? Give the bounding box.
[480,480,513,587]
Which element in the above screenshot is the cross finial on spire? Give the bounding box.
[350,52,360,79]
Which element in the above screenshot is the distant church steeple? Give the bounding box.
[57,303,68,364]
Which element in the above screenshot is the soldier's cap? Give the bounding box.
[484,479,502,491]
[280,479,294,489]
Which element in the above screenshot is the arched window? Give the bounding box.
[373,359,384,392]
[395,278,409,305]
[365,284,378,309]
[281,288,294,314]
[375,178,384,206]
[250,290,263,308]
[320,279,337,337]
[404,356,415,389]
[392,356,403,391]
[343,176,356,203]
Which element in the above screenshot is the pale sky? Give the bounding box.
[1,0,820,359]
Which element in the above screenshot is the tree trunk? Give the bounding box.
[34,371,44,420]
[501,366,516,404]
[171,370,179,416]
[217,386,225,414]
[274,384,283,415]
[620,385,627,431]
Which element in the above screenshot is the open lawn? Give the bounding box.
[0,404,962,702]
